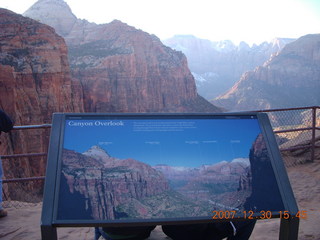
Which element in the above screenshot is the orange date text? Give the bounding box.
[212,210,308,220]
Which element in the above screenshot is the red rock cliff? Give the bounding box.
[0,8,83,181]
[67,20,220,113]
[24,0,221,113]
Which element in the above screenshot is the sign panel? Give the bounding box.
[47,113,287,224]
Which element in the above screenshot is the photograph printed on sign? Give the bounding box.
[57,118,284,221]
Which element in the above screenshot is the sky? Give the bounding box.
[1,0,320,45]
[62,118,262,167]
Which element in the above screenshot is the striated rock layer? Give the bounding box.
[0,8,83,186]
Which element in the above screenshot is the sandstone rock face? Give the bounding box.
[68,20,211,112]
[24,0,221,113]
[163,35,295,99]
[212,34,320,111]
[0,9,83,181]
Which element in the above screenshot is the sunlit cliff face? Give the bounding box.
[0,8,83,185]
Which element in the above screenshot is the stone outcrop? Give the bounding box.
[212,34,320,111]
[0,8,83,184]
[24,0,221,113]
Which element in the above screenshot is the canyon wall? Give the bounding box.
[0,8,83,183]
[24,0,221,113]
[67,20,218,113]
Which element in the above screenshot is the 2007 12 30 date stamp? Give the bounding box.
[212,210,308,220]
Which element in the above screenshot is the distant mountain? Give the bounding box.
[82,145,111,164]
[24,0,221,113]
[153,158,250,180]
[163,35,295,99]
[23,0,79,36]
[212,34,320,111]
[153,158,250,206]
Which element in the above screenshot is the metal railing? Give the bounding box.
[2,123,51,183]
[1,106,319,206]
[1,124,50,207]
[256,106,320,163]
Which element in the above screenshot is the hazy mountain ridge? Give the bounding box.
[153,158,250,204]
[212,34,320,111]
[163,35,295,99]
[153,157,250,179]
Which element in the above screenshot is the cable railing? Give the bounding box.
[1,106,319,206]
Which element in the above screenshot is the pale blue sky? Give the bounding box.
[1,0,319,45]
[63,118,262,167]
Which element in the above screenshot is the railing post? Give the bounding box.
[310,107,316,162]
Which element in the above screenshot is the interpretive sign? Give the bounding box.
[41,113,299,239]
